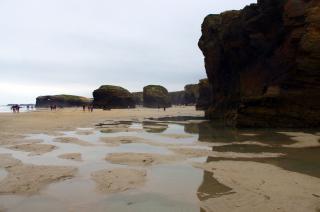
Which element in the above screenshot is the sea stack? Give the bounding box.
[132,92,143,106]
[184,84,199,105]
[196,79,212,110]
[36,95,91,108]
[143,85,171,108]
[92,85,135,109]
[169,91,185,105]
[198,0,320,127]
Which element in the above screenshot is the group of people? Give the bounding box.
[50,105,57,111]
[83,105,94,112]
[11,105,20,113]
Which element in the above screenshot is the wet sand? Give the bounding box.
[0,107,319,211]
[91,168,147,193]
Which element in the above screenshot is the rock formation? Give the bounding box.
[169,91,185,105]
[184,84,199,105]
[36,95,91,108]
[143,85,171,108]
[196,79,212,110]
[132,92,143,106]
[93,85,135,109]
[198,0,320,127]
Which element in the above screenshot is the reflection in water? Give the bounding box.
[191,121,320,178]
[0,117,319,212]
[196,121,300,146]
[142,121,168,133]
[184,123,200,134]
[197,170,235,201]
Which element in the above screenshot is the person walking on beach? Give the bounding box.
[83,105,86,112]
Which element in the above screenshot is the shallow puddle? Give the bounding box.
[0,118,319,211]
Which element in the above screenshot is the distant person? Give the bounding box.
[83,105,86,111]
[90,105,93,112]
[11,105,16,113]
[163,106,166,111]
[16,105,20,113]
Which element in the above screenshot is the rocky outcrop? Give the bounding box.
[36,95,91,108]
[196,79,212,110]
[198,0,320,127]
[169,91,185,105]
[132,92,143,106]
[143,85,171,108]
[93,85,135,109]
[184,84,199,105]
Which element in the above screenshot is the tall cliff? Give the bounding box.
[198,0,320,127]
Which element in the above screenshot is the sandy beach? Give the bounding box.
[0,107,319,212]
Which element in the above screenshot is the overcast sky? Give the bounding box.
[0,0,255,104]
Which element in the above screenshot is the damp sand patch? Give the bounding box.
[160,134,194,139]
[170,147,284,159]
[0,154,77,195]
[278,132,320,148]
[100,136,145,146]
[58,153,82,161]
[91,168,146,193]
[7,143,57,156]
[105,152,183,166]
[75,130,95,136]
[100,127,142,133]
[54,137,93,146]
[193,161,320,212]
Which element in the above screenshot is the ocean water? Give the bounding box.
[0,105,36,113]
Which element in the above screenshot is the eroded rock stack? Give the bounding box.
[93,85,135,109]
[169,91,185,105]
[36,95,91,108]
[196,79,212,110]
[198,0,320,127]
[143,85,171,108]
[132,92,143,106]
[184,84,199,105]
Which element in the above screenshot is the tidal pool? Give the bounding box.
[0,118,319,212]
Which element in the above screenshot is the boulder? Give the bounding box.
[196,79,212,110]
[184,84,199,105]
[198,0,320,127]
[93,85,135,109]
[169,91,185,105]
[143,85,171,108]
[36,95,91,108]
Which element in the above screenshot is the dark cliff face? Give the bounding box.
[143,85,171,108]
[36,95,91,107]
[93,85,135,109]
[196,79,212,111]
[199,0,320,127]
[184,84,199,105]
[169,91,185,105]
[132,92,143,105]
